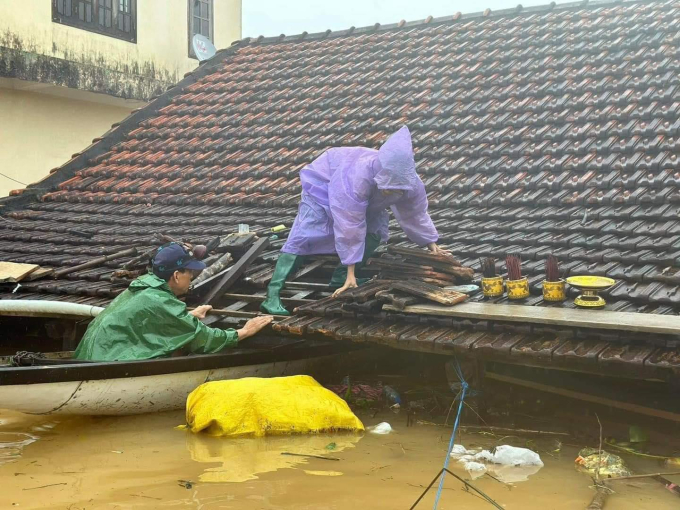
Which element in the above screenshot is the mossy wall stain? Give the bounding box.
[0,28,177,101]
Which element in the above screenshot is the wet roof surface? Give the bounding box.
[1,0,680,313]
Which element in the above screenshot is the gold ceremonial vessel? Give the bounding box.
[481,276,504,297]
[506,276,530,300]
[565,276,615,308]
[542,279,566,302]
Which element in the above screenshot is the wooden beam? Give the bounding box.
[206,309,276,319]
[384,301,680,336]
[215,293,314,305]
[290,259,326,281]
[284,281,329,290]
[486,372,680,423]
[52,247,138,279]
[195,307,286,321]
[203,237,269,305]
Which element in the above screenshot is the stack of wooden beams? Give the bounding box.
[367,246,474,286]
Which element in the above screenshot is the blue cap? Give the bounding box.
[152,243,206,277]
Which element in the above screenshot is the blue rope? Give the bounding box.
[433,359,468,510]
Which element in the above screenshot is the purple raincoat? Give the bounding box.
[282,126,439,266]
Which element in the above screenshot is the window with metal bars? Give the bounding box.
[52,0,136,42]
[188,0,214,58]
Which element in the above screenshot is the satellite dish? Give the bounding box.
[192,34,216,61]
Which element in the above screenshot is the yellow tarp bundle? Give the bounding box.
[186,375,365,437]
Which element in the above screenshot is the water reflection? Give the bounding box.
[0,432,38,466]
[467,463,543,483]
[184,432,362,482]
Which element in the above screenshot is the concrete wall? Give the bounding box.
[0,0,242,197]
[0,86,134,197]
[0,0,242,99]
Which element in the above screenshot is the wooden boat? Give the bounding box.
[0,338,355,415]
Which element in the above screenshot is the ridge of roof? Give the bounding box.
[234,0,654,47]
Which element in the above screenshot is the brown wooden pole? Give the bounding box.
[52,247,138,279]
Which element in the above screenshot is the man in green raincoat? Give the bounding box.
[74,243,273,361]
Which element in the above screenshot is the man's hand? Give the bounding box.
[237,315,274,341]
[189,304,213,319]
[428,243,452,256]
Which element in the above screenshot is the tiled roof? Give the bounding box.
[274,313,680,381]
[2,0,680,312]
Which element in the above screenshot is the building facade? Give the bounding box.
[0,0,241,197]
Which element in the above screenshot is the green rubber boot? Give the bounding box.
[329,233,381,289]
[261,253,301,315]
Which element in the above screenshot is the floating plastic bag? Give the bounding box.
[463,461,487,477]
[450,444,473,458]
[368,422,393,435]
[482,445,544,467]
[185,375,364,437]
[451,444,543,483]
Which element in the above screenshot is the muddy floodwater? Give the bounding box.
[1,408,678,509]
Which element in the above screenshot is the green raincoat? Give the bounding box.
[74,273,238,361]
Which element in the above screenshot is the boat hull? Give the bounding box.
[0,355,333,415]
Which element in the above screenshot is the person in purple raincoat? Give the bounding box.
[261,126,448,315]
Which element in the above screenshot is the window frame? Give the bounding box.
[188,0,214,59]
[52,0,137,43]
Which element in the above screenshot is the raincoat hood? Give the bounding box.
[129,273,169,291]
[375,126,416,191]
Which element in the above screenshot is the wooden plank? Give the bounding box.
[291,259,326,281]
[390,280,468,306]
[0,262,39,283]
[486,371,680,423]
[23,267,55,281]
[284,281,329,290]
[215,293,314,305]
[383,301,680,336]
[204,237,269,305]
[223,292,265,313]
[202,309,282,319]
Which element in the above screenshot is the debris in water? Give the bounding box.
[368,422,393,435]
[575,448,631,478]
[450,444,544,483]
[304,470,343,476]
[464,461,487,475]
[177,479,193,489]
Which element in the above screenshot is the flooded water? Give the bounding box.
[1,408,678,509]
